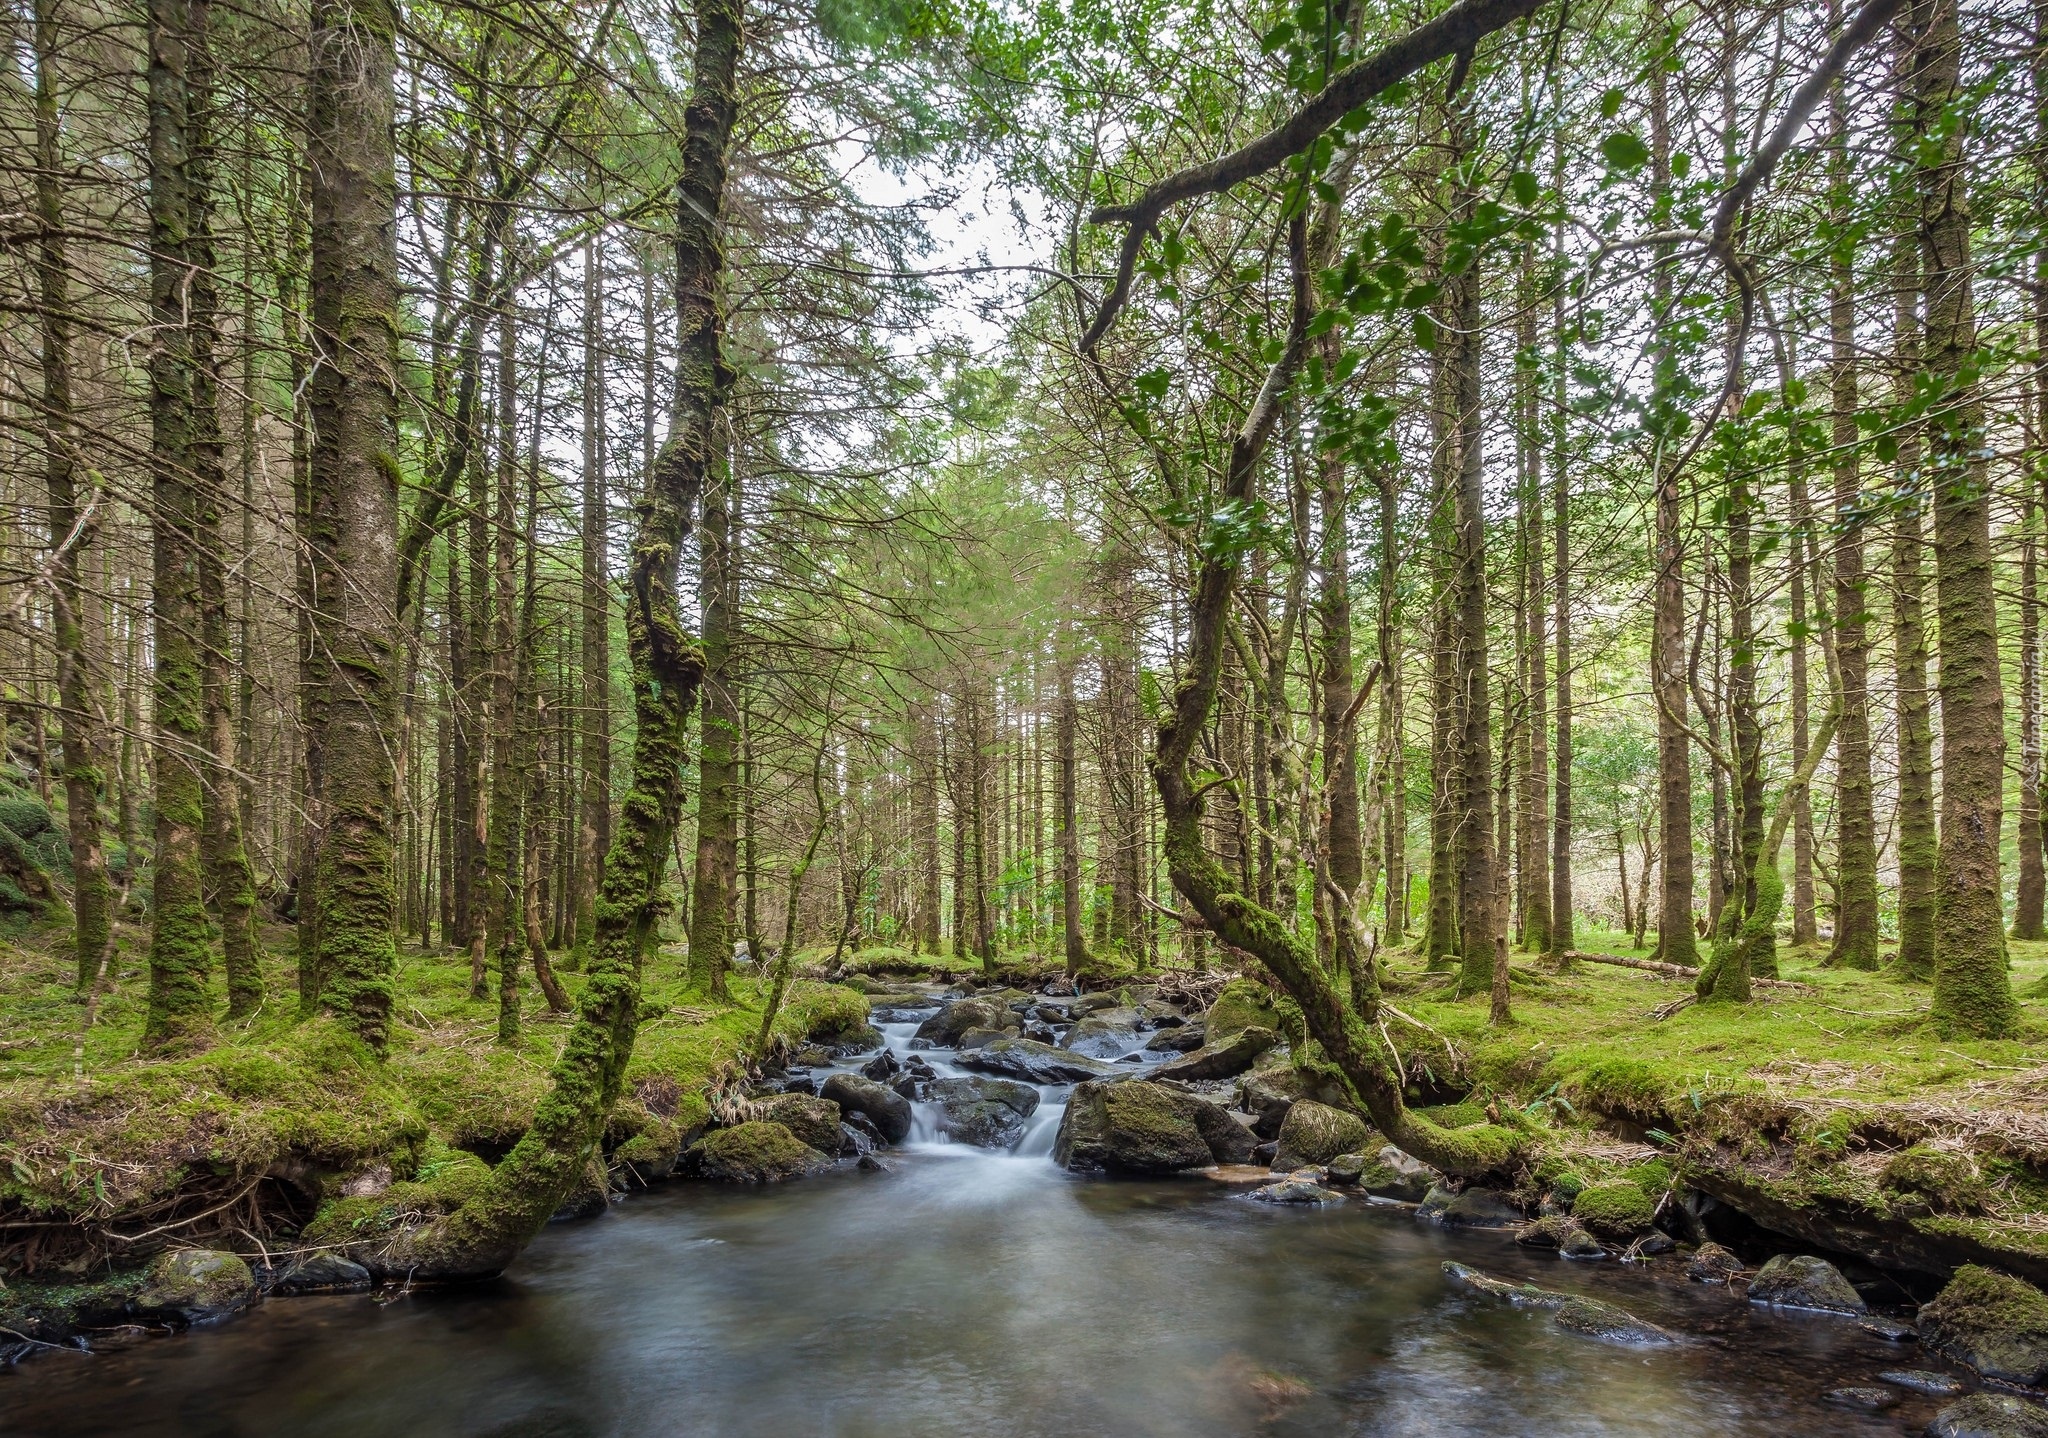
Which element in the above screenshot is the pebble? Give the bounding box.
[1822,1385,1901,1410]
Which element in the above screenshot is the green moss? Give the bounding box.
[686,1120,830,1183]
[1882,1145,1989,1214]
[1415,1101,1490,1130]
[1571,1178,1656,1237]
[1207,978,1280,1040]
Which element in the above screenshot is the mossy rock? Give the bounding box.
[1571,1179,1656,1239]
[753,1093,843,1154]
[1920,1265,2048,1384]
[1272,1100,1373,1172]
[1206,979,1280,1041]
[1053,1078,1250,1173]
[1883,1145,1990,1215]
[1924,1393,2048,1438]
[1747,1253,1867,1314]
[685,1121,834,1184]
[304,1147,493,1245]
[133,1249,257,1324]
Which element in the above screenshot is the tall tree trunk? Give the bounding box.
[144,0,215,1048]
[1913,0,2017,1035]
[487,309,525,1042]
[1828,40,1881,969]
[1788,501,1817,947]
[1057,641,1089,975]
[33,0,113,992]
[1518,249,1551,957]
[1548,199,1574,963]
[574,233,611,963]
[379,0,734,1276]
[186,9,261,1017]
[687,414,737,999]
[305,0,401,1050]
[1449,194,1497,1001]
[1649,0,1698,967]
[1375,471,1407,942]
[1891,26,1938,980]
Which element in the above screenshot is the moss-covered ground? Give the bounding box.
[1378,927,2048,1277]
[0,917,871,1275]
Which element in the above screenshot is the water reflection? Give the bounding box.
[1,1148,1955,1437]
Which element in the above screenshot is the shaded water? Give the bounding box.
[1,1008,1964,1436]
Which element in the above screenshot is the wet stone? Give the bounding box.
[1824,1385,1902,1410]
[1882,1369,1968,1396]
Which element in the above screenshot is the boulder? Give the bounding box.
[1272,1101,1374,1172]
[753,1093,844,1154]
[860,1050,901,1080]
[1053,1079,1254,1174]
[685,1121,835,1183]
[1070,992,1123,1016]
[1747,1254,1868,1315]
[1920,1266,2048,1385]
[1145,1023,1207,1053]
[273,1252,373,1294]
[1442,1261,1674,1345]
[1206,978,1280,1040]
[1686,1242,1744,1283]
[1152,1025,1278,1082]
[821,1073,913,1144]
[1251,1176,1343,1205]
[1925,1395,2048,1438]
[914,997,1022,1047]
[1326,1152,1368,1185]
[1516,1214,1606,1259]
[133,1249,257,1324]
[1571,1179,1657,1239]
[1061,1009,1145,1059]
[1354,1145,1437,1203]
[931,1076,1041,1150]
[954,1037,1120,1085]
[1419,1184,1524,1228]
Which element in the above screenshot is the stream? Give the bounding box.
[0,996,1960,1436]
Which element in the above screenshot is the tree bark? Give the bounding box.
[305,0,402,1051]
[687,412,737,999]
[1912,0,2017,1035]
[574,233,612,963]
[33,0,113,993]
[144,0,216,1048]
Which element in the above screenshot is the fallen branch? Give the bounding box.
[1566,950,1814,993]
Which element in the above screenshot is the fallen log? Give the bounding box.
[1564,950,1815,993]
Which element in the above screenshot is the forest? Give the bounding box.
[6,0,2048,1431]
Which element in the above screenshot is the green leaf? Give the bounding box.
[1510,170,1539,206]
[1259,20,1294,53]
[1600,132,1650,171]
[1134,367,1170,399]
[1875,433,1899,463]
[1599,86,1625,119]
[1411,312,1438,351]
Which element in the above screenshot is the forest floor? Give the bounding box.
[0,917,872,1276]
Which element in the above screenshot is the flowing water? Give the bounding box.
[0,1001,1965,1437]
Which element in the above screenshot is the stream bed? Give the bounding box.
[1,1002,1962,1437]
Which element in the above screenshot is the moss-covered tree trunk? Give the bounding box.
[573,234,611,964]
[143,0,216,1049]
[488,308,524,1043]
[1517,246,1551,957]
[1647,0,1698,968]
[1889,29,1938,980]
[687,427,737,999]
[370,0,735,1278]
[1913,0,2017,1036]
[33,0,112,992]
[1827,61,1881,969]
[185,6,262,1016]
[1056,639,1090,975]
[1547,217,1574,964]
[305,0,401,1051]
